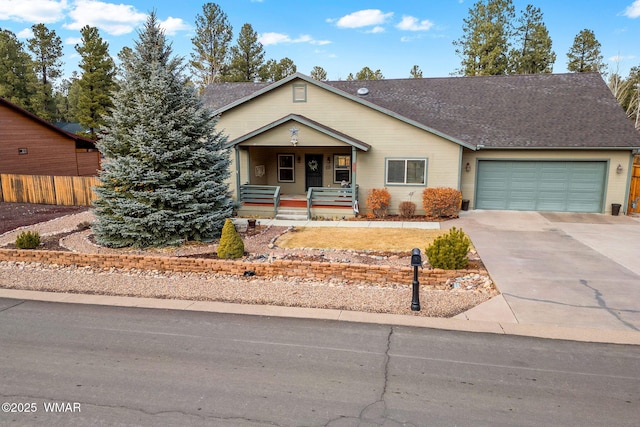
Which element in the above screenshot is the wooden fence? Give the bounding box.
[629,164,640,214]
[0,173,99,206]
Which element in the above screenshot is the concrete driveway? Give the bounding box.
[446,211,640,332]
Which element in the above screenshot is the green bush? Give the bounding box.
[425,227,470,269]
[15,231,41,249]
[217,219,245,259]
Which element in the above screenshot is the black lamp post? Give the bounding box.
[410,248,422,311]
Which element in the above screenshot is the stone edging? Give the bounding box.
[0,248,485,288]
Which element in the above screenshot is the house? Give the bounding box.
[203,72,640,218]
[0,97,100,176]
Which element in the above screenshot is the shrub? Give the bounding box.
[366,188,391,219]
[425,227,470,270]
[15,231,41,249]
[398,201,416,218]
[422,187,462,218]
[217,219,245,259]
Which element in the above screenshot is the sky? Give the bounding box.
[0,0,639,82]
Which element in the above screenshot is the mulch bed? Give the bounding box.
[0,202,88,234]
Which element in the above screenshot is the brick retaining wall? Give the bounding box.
[0,248,484,288]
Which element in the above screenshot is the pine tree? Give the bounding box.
[453,0,515,76]
[510,5,555,74]
[75,25,117,140]
[310,66,327,81]
[259,57,297,82]
[190,2,233,88]
[355,66,384,80]
[27,23,63,121]
[93,13,233,248]
[567,29,606,74]
[226,23,265,82]
[409,65,423,78]
[0,29,39,112]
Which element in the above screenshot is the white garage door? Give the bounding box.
[476,160,606,212]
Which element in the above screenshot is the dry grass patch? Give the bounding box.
[275,227,447,252]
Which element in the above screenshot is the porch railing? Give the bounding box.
[306,185,359,219]
[239,185,281,217]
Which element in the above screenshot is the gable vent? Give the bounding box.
[356,87,369,96]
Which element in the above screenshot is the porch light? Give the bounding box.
[327,156,331,163]
[616,164,623,174]
[465,162,471,172]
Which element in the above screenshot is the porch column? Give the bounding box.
[234,147,241,203]
[351,146,357,211]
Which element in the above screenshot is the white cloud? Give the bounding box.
[366,26,385,34]
[16,28,33,38]
[259,32,331,46]
[159,17,190,36]
[63,0,147,36]
[0,0,68,23]
[334,9,393,29]
[609,54,636,62]
[623,0,640,18]
[396,16,434,31]
[65,36,82,45]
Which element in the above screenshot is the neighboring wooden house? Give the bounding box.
[203,72,640,218]
[0,97,100,176]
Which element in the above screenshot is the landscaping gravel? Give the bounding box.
[0,209,497,318]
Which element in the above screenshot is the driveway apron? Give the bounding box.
[446,211,640,332]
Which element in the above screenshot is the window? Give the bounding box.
[293,84,307,102]
[333,154,351,183]
[386,158,427,185]
[278,154,295,182]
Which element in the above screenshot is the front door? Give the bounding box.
[305,154,323,191]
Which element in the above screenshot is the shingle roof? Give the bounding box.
[202,73,640,150]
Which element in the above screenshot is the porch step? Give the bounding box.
[275,207,308,221]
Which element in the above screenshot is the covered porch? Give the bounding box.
[228,114,370,220]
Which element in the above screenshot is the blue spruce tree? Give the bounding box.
[93,12,232,248]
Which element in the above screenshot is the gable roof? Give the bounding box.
[0,97,96,147]
[226,113,371,151]
[203,72,640,151]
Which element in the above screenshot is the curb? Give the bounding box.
[1,288,639,346]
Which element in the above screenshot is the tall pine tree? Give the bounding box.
[567,29,606,74]
[93,12,232,248]
[75,25,117,140]
[453,0,515,76]
[0,29,39,111]
[510,5,555,74]
[226,23,265,82]
[27,23,63,121]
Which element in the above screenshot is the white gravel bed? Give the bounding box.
[0,261,494,318]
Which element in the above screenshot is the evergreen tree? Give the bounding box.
[75,25,117,140]
[355,66,384,80]
[0,29,38,111]
[226,23,265,82]
[453,0,515,76]
[27,23,63,121]
[410,65,423,78]
[259,57,296,82]
[310,65,327,81]
[510,5,555,74]
[93,12,233,248]
[567,29,606,74]
[190,2,233,88]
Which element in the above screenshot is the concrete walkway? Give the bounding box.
[2,211,640,345]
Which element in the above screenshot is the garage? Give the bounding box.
[475,160,607,212]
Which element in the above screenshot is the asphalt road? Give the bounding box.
[0,298,639,427]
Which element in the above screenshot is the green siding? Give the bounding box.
[476,161,606,212]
